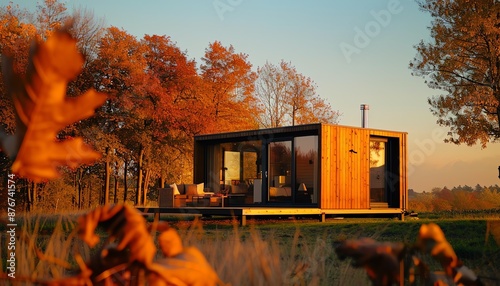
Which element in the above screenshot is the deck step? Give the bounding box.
[370,202,389,208]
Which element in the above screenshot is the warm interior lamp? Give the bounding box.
[298,183,307,191]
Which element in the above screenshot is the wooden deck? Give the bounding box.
[137,206,405,226]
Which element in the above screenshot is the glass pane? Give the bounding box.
[370,140,386,203]
[295,136,318,204]
[268,141,292,202]
[211,141,261,201]
[224,151,240,184]
[243,152,258,180]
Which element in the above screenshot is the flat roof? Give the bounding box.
[194,123,407,142]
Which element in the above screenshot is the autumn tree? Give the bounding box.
[410,0,500,147]
[142,34,202,187]
[87,30,202,206]
[200,41,258,133]
[86,26,148,205]
[0,4,37,134]
[60,7,106,208]
[35,0,67,39]
[254,61,289,128]
[255,60,339,128]
[68,7,105,65]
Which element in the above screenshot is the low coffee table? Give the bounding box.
[209,195,228,207]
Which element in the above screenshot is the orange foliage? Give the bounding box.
[409,186,500,213]
[0,29,106,182]
[201,41,258,133]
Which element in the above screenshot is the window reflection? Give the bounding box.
[370,139,387,203]
[206,140,261,204]
[268,141,292,202]
[295,136,318,204]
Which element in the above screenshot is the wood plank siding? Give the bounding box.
[320,125,407,210]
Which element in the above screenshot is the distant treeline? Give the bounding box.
[408,185,500,212]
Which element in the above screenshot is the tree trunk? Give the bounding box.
[113,173,118,204]
[78,175,83,209]
[496,105,500,136]
[136,147,144,205]
[160,168,165,188]
[77,168,83,209]
[74,171,78,209]
[123,159,128,202]
[31,182,37,211]
[143,169,151,206]
[88,180,92,209]
[24,179,31,212]
[104,147,111,205]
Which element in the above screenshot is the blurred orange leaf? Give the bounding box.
[335,237,405,286]
[0,29,106,182]
[76,204,222,285]
[486,220,500,246]
[77,204,156,266]
[151,222,222,285]
[416,223,459,277]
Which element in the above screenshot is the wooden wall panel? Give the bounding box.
[332,126,339,207]
[321,126,327,206]
[321,125,335,209]
[339,127,346,209]
[360,128,370,208]
[401,132,408,209]
[320,125,329,208]
[320,126,407,210]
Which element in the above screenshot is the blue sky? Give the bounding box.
[8,0,500,191]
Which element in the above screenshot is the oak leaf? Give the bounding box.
[0,29,106,182]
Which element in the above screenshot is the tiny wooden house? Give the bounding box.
[193,123,408,214]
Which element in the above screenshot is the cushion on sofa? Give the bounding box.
[169,183,186,195]
[186,183,204,196]
[170,183,181,195]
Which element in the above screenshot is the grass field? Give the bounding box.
[1,212,499,285]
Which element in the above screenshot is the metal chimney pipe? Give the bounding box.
[360,104,369,128]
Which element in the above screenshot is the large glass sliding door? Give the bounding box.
[267,140,292,203]
[205,140,261,203]
[294,136,318,204]
[265,136,318,205]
